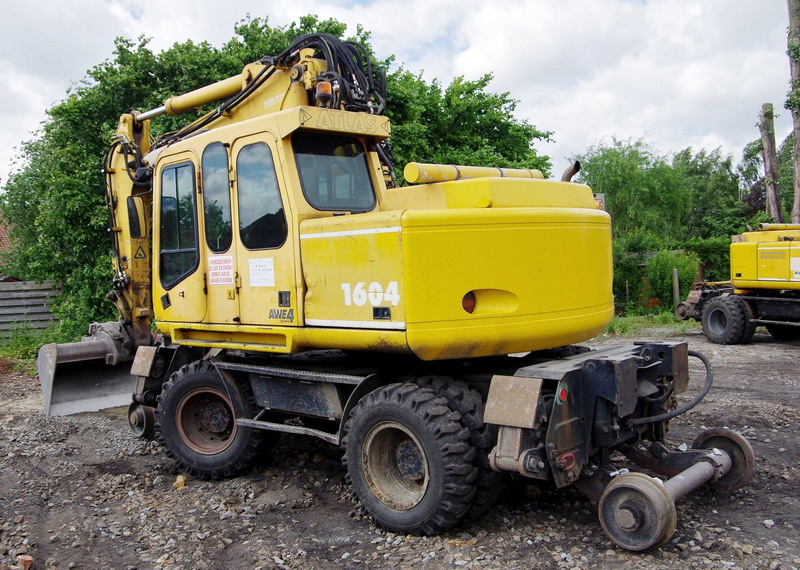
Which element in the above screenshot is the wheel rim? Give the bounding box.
[361,421,429,510]
[175,387,237,455]
[707,307,728,336]
[692,428,756,491]
[599,473,677,551]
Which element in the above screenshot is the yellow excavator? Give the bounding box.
[37,33,754,550]
[676,223,800,343]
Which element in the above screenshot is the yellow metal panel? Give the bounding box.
[381,178,599,212]
[300,211,407,329]
[730,242,758,284]
[732,237,800,289]
[159,321,410,355]
[400,207,613,360]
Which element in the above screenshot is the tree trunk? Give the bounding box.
[788,0,800,222]
[759,103,784,222]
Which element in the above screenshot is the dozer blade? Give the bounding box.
[37,340,135,416]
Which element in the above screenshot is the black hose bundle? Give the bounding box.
[155,34,387,149]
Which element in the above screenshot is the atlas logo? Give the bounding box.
[269,308,295,321]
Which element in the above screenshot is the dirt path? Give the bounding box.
[1,330,799,569]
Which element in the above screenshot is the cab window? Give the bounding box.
[237,142,287,250]
[293,132,375,211]
[160,162,198,288]
[202,143,232,253]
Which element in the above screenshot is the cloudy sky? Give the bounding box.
[0,0,793,183]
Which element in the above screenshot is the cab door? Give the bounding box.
[200,142,239,324]
[153,152,206,323]
[230,134,298,326]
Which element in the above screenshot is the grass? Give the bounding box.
[0,324,75,375]
[605,311,699,337]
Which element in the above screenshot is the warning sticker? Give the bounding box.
[208,255,234,286]
[249,258,275,287]
[134,246,147,259]
[792,257,800,280]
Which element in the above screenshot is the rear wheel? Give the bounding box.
[342,383,477,535]
[414,376,501,523]
[701,296,748,345]
[156,360,273,479]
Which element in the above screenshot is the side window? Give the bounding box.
[293,131,375,211]
[237,142,287,250]
[202,143,232,252]
[160,162,198,288]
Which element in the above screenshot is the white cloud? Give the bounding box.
[0,0,794,183]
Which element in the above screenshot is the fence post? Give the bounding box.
[672,268,680,310]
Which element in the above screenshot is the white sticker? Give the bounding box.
[208,255,234,286]
[791,257,800,272]
[249,258,275,287]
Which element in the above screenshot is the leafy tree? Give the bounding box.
[575,138,689,240]
[0,15,552,335]
[386,71,552,177]
[672,147,748,238]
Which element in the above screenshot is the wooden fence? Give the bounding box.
[0,280,60,339]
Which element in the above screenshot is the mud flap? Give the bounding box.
[37,341,135,415]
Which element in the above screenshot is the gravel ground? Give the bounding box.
[1,329,799,569]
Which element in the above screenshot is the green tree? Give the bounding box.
[575,138,689,240]
[386,71,552,177]
[672,147,748,238]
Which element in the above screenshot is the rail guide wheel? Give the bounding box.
[598,472,678,551]
[692,427,756,491]
[128,402,155,439]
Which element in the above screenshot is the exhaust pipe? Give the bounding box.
[561,161,581,182]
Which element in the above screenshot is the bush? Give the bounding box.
[612,229,666,312]
[644,250,701,309]
[682,237,730,282]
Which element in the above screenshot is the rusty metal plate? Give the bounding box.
[671,343,690,394]
[484,375,543,428]
[130,346,158,377]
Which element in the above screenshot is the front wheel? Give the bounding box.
[342,383,477,535]
[701,296,748,345]
[156,360,271,479]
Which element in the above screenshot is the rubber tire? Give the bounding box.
[765,323,800,340]
[342,383,477,536]
[414,376,501,523]
[702,296,748,345]
[156,360,271,479]
[739,300,757,343]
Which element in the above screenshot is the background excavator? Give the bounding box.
[676,223,800,343]
[36,33,755,550]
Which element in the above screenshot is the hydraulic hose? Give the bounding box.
[628,350,713,426]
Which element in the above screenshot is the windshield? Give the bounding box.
[293,132,376,211]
